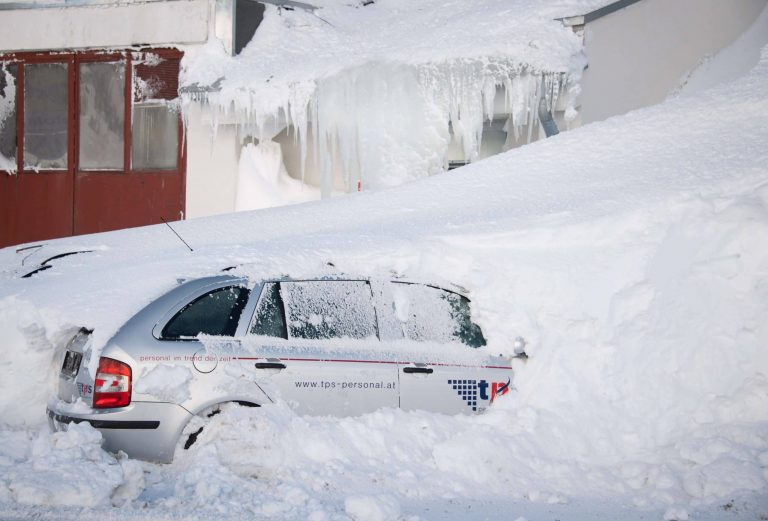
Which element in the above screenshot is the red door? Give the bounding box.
[1,54,75,247]
[0,49,185,249]
[73,49,185,236]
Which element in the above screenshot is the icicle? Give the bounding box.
[180,55,580,197]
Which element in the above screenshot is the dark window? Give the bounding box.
[0,63,17,173]
[391,282,486,348]
[249,282,288,339]
[23,63,68,170]
[78,61,125,170]
[281,280,378,340]
[235,0,265,55]
[162,286,250,339]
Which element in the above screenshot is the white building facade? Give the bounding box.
[0,0,765,247]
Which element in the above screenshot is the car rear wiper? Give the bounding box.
[21,250,93,279]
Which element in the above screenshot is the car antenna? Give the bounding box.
[161,217,194,252]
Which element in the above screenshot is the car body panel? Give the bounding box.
[49,272,513,462]
[399,356,513,414]
[48,400,192,463]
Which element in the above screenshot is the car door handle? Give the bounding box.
[254,362,286,370]
[403,366,433,374]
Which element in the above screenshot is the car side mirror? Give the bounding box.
[513,336,528,358]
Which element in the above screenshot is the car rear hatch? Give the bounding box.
[57,329,94,405]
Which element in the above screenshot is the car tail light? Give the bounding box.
[93,357,132,409]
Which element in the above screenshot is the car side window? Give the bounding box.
[280,280,379,340]
[390,282,486,347]
[249,282,288,339]
[161,285,250,339]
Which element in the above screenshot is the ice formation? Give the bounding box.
[0,64,16,174]
[181,0,587,195]
[194,62,573,196]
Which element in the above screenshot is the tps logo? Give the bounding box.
[77,382,93,396]
[447,378,510,411]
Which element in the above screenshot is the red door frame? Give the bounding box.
[0,52,76,247]
[0,48,186,248]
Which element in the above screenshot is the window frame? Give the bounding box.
[152,279,255,342]
[76,53,129,173]
[0,61,19,173]
[0,48,184,177]
[5,52,76,176]
[158,284,252,341]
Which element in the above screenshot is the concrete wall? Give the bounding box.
[579,0,767,124]
[0,0,209,52]
[184,104,241,218]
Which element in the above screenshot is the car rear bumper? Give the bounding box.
[47,400,193,463]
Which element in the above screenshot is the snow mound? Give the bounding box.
[0,32,767,521]
[236,141,321,211]
[0,423,143,507]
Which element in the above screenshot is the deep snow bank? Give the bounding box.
[0,40,767,520]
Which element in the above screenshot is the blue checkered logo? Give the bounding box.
[448,377,511,411]
[448,379,479,411]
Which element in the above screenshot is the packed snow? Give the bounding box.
[1,32,768,521]
[236,140,322,210]
[181,0,601,194]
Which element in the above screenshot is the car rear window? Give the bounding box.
[390,282,486,347]
[280,280,379,340]
[161,285,250,339]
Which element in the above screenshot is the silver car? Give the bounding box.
[47,274,514,462]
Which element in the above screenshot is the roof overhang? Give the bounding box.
[559,0,643,27]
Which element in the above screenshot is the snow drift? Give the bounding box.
[1,38,767,521]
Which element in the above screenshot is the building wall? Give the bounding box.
[578,0,767,124]
[185,103,241,219]
[0,0,209,52]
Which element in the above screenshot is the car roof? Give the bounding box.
[190,268,471,298]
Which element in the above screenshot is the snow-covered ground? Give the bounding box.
[1,27,768,521]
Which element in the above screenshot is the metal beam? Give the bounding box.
[559,0,644,27]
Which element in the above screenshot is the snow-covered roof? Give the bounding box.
[182,0,607,96]
[181,0,620,192]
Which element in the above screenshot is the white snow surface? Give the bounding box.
[236,140,321,211]
[1,42,768,520]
